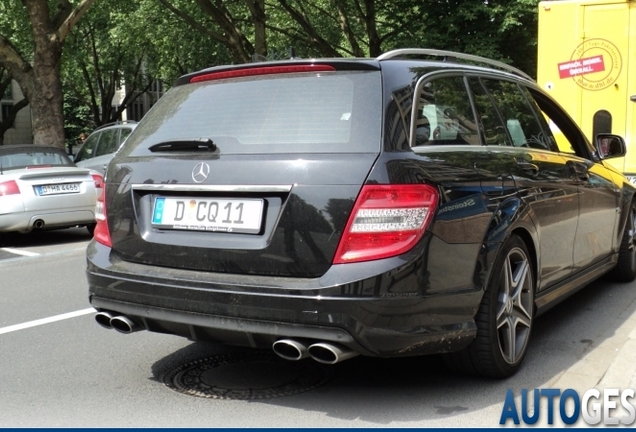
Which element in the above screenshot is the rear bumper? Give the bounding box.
[0,209,95,232]
[86,240,483,357]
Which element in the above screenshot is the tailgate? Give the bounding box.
[107,153,379,278]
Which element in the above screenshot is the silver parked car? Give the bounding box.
[0,144,103,235]
[74,121,137,175]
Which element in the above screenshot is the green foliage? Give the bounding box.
[413,0,539,76]
[157,0,539,74]
[62,91,93,151]
[63,0,154,126]
[0,2,31,55]
[135,0,232,82]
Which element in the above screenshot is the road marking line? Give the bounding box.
[0,308,95,335]
[0,248,40,257]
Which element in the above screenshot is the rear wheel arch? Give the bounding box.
[608,198,636,282]
[509,228,538,292]
[479,225,538,295]
[448,232,537,378]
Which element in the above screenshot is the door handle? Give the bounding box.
[631,95,636,102]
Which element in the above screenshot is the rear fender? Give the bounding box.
[616,188,636,251]
[476,197,539,293]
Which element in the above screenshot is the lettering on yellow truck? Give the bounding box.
[538,0,636,184]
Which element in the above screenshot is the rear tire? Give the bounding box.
[608,202,636,282]
[447,235,534,378]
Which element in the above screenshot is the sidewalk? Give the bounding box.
[544,291,636,425]
[551,299,636,391]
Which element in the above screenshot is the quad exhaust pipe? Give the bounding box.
[95,311,143,334]
[272,339,358,364]
[96,313,355,363]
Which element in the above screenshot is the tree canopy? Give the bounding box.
[0,0,540,148]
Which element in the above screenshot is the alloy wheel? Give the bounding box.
[627,208,636,268]
[496,247,533,365]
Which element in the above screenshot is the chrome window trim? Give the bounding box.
[131,184,293,193]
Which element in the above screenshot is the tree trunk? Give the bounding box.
[24,0,65,148]
[246,0,267,57]
[30,39,65,147]
[363,0,382,57]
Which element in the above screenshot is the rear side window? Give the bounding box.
[75,134,99,162]
[95,129,118,156]
[124,71,382,156]
[119,127,133,144]
[414,76,480,146]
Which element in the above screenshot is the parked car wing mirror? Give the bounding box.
[596,133,626,159]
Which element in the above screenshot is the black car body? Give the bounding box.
[86,49,636,378]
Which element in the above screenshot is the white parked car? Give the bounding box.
[0,144,103,235]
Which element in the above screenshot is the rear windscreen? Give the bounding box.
[0,150,73,170]
[123,71,382,156]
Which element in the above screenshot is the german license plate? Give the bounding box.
[152,197,264,233]
[36,183,81,196]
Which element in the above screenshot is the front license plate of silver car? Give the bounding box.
[151,196,263,234]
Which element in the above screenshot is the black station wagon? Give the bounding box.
[86,49,636,378]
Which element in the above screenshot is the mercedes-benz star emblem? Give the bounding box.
[192,162,211,183]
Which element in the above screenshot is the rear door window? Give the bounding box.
[124,71,382,156]
[470,78,556,151]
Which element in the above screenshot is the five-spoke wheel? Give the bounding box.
[496,245,533,366]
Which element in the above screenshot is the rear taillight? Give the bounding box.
[190,65,336,83]
[91,173,104,189]
[93,186,112,247]
[0,180,20,196]
[333,184,438,264]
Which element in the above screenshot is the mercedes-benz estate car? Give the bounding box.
[86,49,636,378]
[0,144,103,235]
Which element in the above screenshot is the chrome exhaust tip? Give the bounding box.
[272,339,310,361]
[307,342,359,364]
[94,311,114,329]
[109,315,142,334]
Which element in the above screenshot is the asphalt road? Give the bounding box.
[1,228,635,427]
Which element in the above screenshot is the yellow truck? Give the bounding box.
[537,0,636,182]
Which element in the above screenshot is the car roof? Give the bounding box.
[91,121,138,134]
[175,48,533,87]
